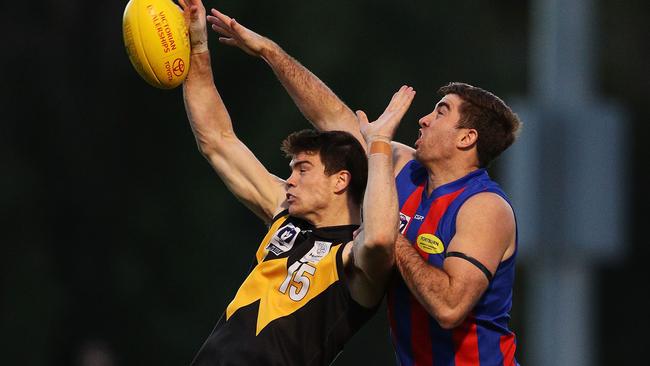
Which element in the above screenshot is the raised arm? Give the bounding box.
[205,9,363,144]
[206,10,418,174]
[180,0,286,223]
[345,87,416,307]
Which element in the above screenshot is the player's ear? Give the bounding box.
[333,170,352,194]
[458,128,478,149]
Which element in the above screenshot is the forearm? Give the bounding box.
[363,145,398,248]
[259,44,361,138]
[395,235,469,329]
[182,52,236,154]
[352,140,399,281]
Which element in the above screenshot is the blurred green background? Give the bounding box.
[1,0,648,365]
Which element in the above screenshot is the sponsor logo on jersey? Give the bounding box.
[414,214,425,221]
[416,233,445,254]
[399,212,411,234]
[267,223,301,255]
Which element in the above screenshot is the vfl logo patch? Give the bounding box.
[416,233,445,254]
[267,223,301,255]
[399,212,411,234]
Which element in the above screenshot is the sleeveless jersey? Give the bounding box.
[388,160,518,366]
[191,211,376,366]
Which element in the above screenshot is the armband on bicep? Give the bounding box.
[445,251,493,282]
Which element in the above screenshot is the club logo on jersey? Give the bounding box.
[399,212,411,234]
[266,223,301,255]
[416,233,445,254]
[302,241,332,264]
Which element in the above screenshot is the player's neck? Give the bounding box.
[309,199,361,228]
[424,160,479,196]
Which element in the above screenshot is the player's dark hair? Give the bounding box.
[439,82,522,167]
[281,129,368,206]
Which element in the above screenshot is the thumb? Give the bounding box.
[219,37,237,47]
[356,110,369,126]
[189,5,199,20]
[353,225,364,239]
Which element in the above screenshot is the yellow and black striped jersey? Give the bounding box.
[191,210,377,366]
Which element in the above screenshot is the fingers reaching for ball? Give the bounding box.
[358,86,416,144]
[206,9,274,58]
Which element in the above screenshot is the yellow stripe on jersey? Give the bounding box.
[226,244,342,335]
[255,214,290,263]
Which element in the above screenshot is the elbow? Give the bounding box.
[319,104,355,128]
[330,103,353,119]
[197,130,237,157]
[434,307,468,330]
[364,217,399,250]
[363,231,397,253]
[198,141,218,158]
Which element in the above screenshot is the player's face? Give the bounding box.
[285,152,337,220]
[415,94,464,163]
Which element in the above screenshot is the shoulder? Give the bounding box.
[455,192,515,247]
[268,209,291,226]
[458,192,514,226]
[449,191,516,270]
[265,175,290,224]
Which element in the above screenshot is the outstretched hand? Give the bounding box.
[357,86,416,144]
[179,0,208,54]
[207,9,273,57]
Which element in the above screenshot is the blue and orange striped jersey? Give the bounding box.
[389,160,518,366]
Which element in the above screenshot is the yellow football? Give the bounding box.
[122,0,190,89]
